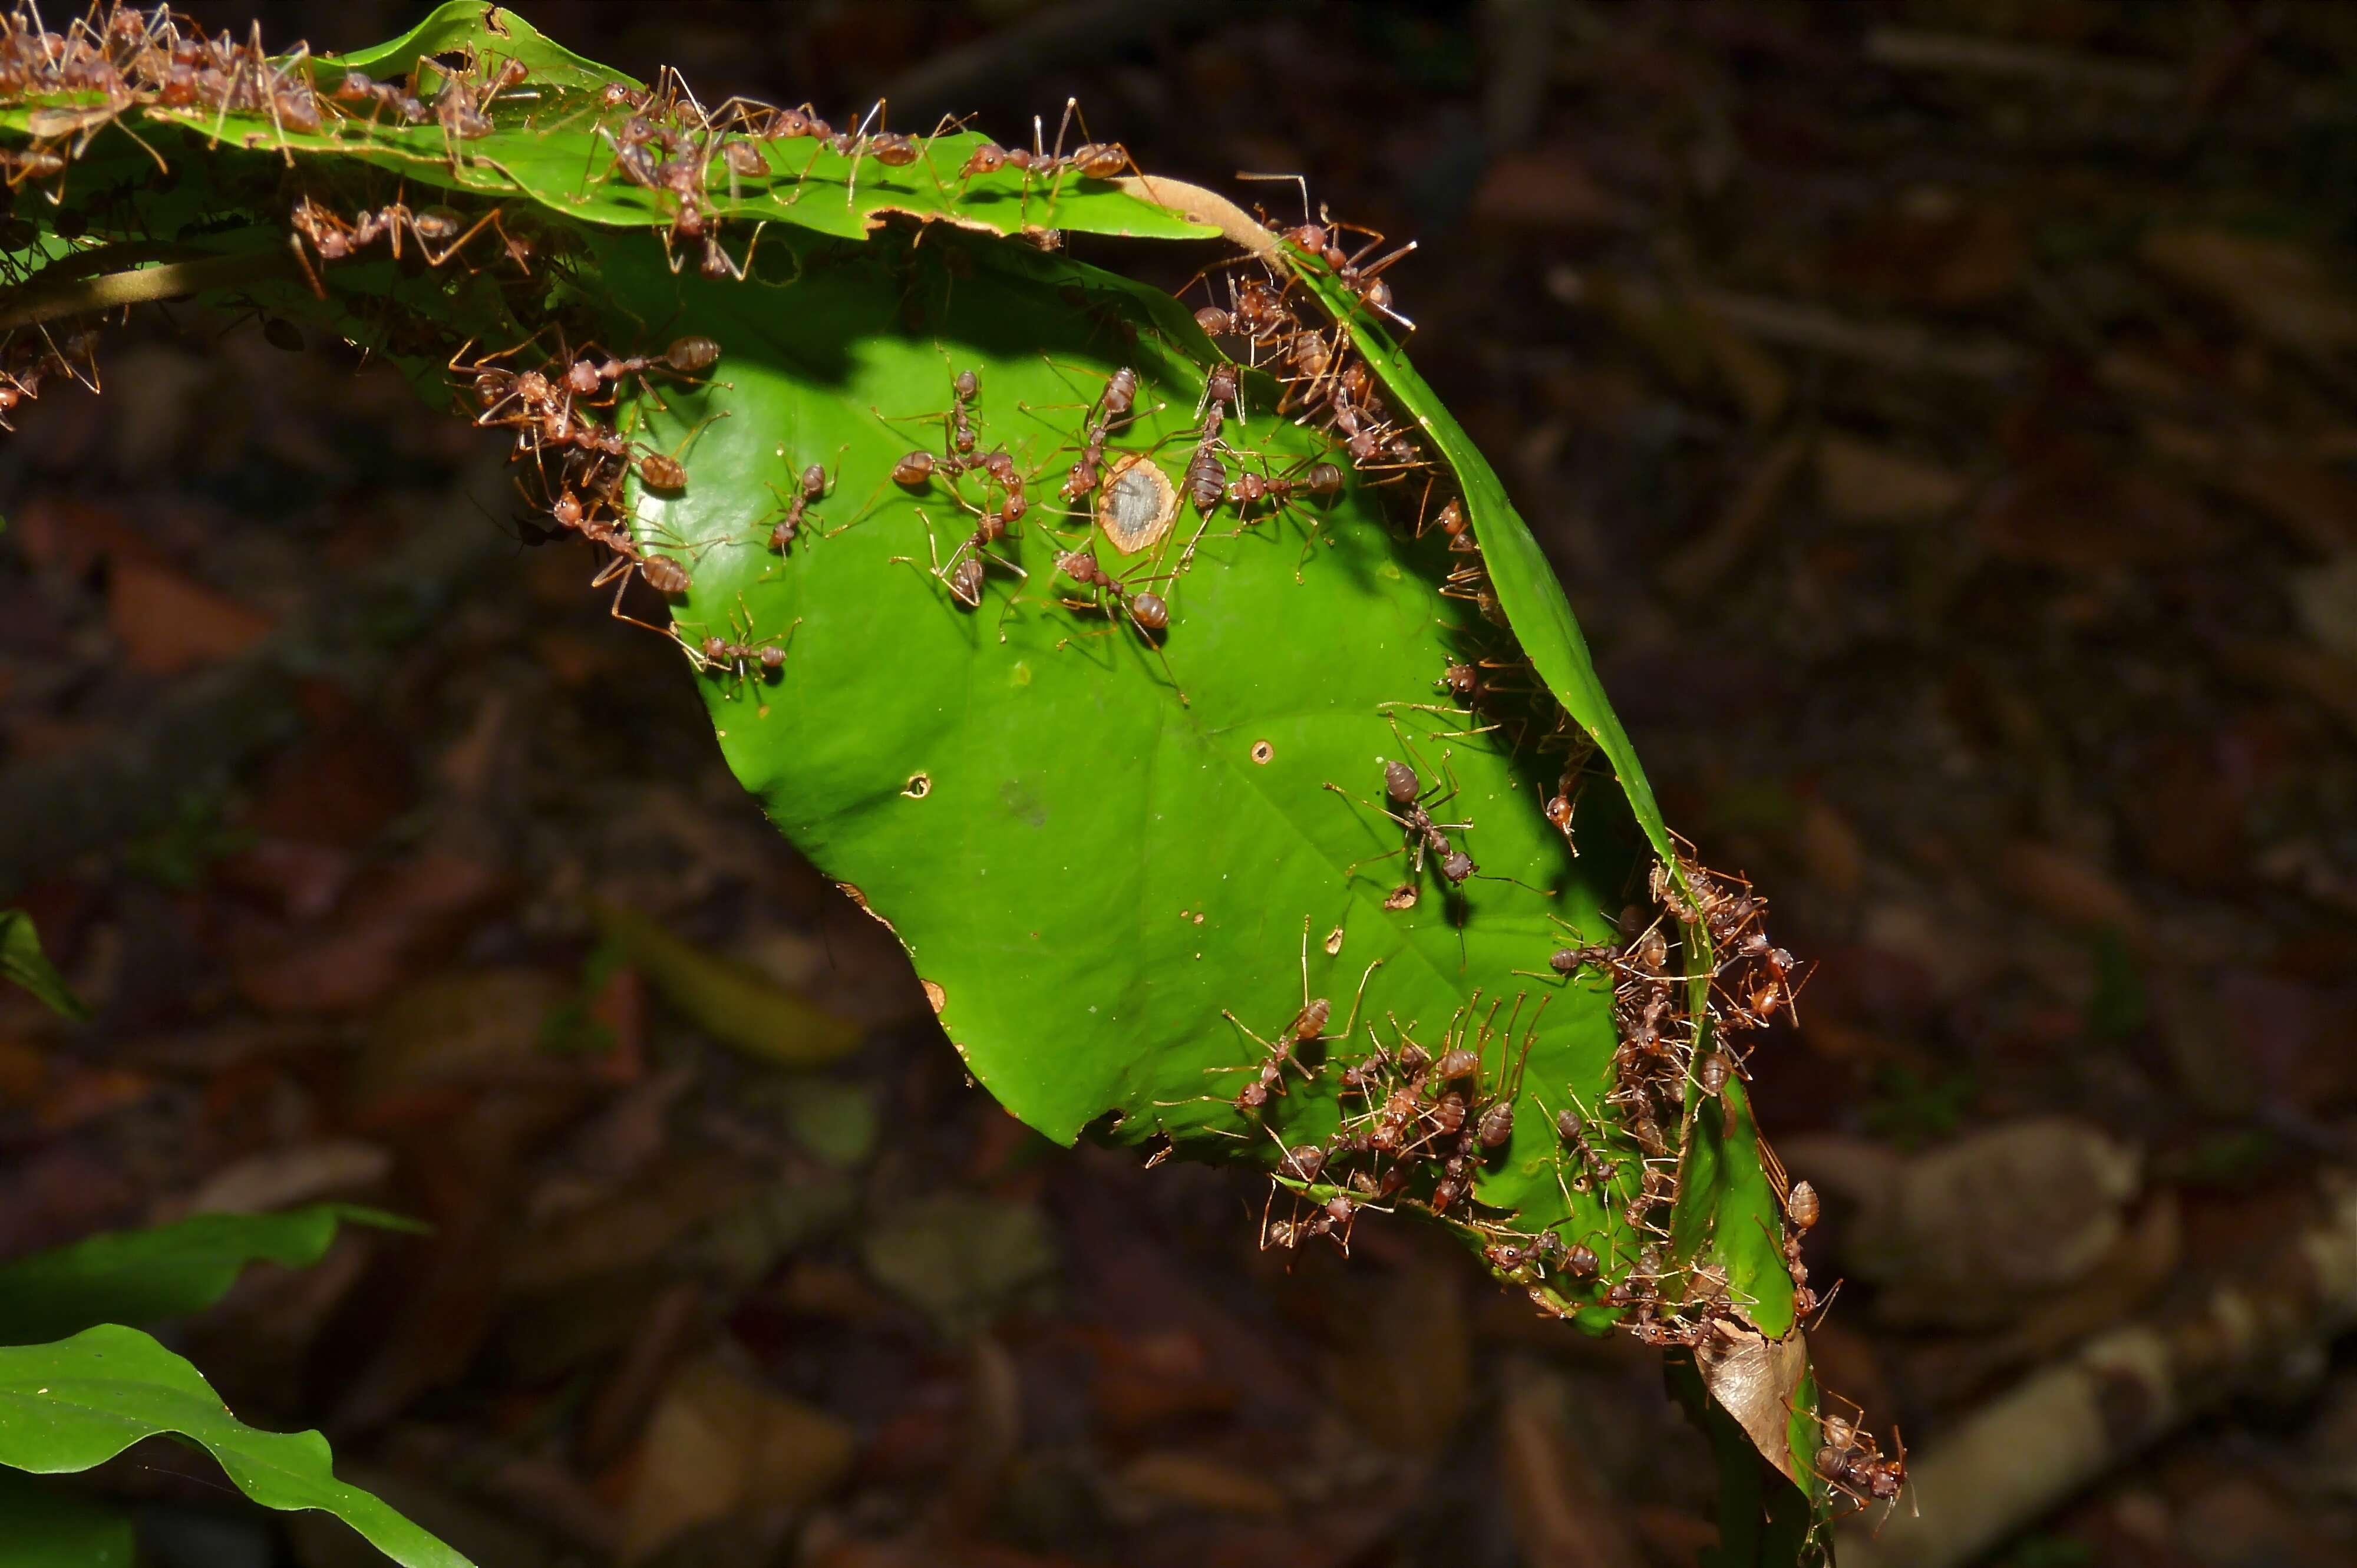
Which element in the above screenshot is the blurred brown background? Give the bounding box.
[4,2,2356,1566]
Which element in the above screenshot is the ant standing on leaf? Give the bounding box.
[762,460,839,552]
[1051,544,1186,702]
[1212,921,1380,1116]
[682,597,801,699]
[1322,727,1478,900]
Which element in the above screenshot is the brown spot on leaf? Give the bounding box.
[1095,453,1176,554]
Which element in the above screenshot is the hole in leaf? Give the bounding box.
[903,773,932,798]
[1250,740,1273,764]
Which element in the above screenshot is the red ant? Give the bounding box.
[1206,923,1379,1114]
[1052,543,1184,700]
[1060,364,1138,500]
[286,193,513,295]
[763,461,834,551]
[684,600,801,698]
[956,97,1133,218]
[892,502,1026,613]
[1323,747,1478,893]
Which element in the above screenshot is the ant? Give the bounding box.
[1211,922,1379,1115]
[892,503,1026,614]
[560,334,721,410]
[1061,364,1138,501]
[1804,1394,1913,1528]
[1052,544,1185,700]
[1323,741,1477,893]
[956,97,1133,218]
[763,461,835,551]
[1225,455,1345,515]
[330,68,430,126]
[684,599,801,698]
[1242,173,1420,331]
[1541,1088,1621,1199]
[286,193,513,295]
[630,412,727,493]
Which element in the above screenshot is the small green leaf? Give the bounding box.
[0,1468,136,1567]
[0,1205,421,1348]
[0,1325,471,1568]
[589,898,863,1068]
[0,909,90,1023]
[318,1,636,100]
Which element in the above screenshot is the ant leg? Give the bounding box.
[840,98,883,209]
[1236,170,1315,228]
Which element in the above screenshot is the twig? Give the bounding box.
[1688,288,2025,382]
[1863,27,2181,101]
[1837,1173,2357,1568]
[0,246,296,331]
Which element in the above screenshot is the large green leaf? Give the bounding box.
[0,1326,471,1568]
[0,909,90,1022]
[0,1205,419,1348]
[0,1,1828,1543]
[599,222,1636,1325]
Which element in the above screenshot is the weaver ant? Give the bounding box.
[1209,921,1379,1115]
[761,460,838,551]
[1053,544,1186,701]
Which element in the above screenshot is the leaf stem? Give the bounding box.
[0,242,295,330]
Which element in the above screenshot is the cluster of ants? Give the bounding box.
[1163,927,1557,1263]
[453,326,724,626]
[887,361,1189,693]
[565,72,1137,280]
[0,2,329,179]
[0,4,548,197]
[1536,857,1816,1305]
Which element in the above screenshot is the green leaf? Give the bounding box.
[319,0,638,99]
[1277,259,1672,861]
[1,2,1211,263]
[0,1468,136,1567]
[596,222,1635,1330]
[0,4,1827,1545]
[0,1205,420,1348]
[0,909,90,1023]
[588,898,863,1067]
[0,1325,472,1568]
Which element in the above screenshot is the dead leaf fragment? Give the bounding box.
[620,1356,855,1563]
[1817,434,1970,523]
[1695,1321,1810,1486]
[108,559,272,675]
[2141,228,2357,355]
[184,1140,392,1216]
[859,1194,1059,1339]
[2001,841,2145,942]
[1115,1450,1288,1517]
[1500,1366,1645,1568]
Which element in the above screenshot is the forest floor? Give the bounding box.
[2,2,2355,1566]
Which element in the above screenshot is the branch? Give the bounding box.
[1838,1173,2357,1568]
[0,244,295,331]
